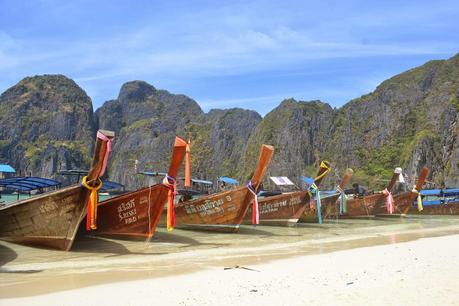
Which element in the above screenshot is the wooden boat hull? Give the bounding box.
[0,185,88,250]
[161,144,274,232]
[375,191,420,217]
[242,191,310,226]
[93,185,169,239]
[299,193,341,223]
[0,129,114,251]
[343,193,384,217]
[159,186,253,232]
[91,136,188,239]
[407,202,459,215]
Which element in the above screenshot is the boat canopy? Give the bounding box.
[270,176,294,186]
[218,176,239,185]
[101,180,124,191]
[137,171,168,177]
[0,177,60,192]
[58,169,88,175]
[420,188,459,197]
[189,178,213,185]
[0,164,16,173]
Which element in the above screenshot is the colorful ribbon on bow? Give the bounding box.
[247,181,259,225]
[162,175,177,231]
[336,185,347,214]
[315,161,331,182]
[412,188,423,211]
[310,183,322,224]
[184,140,191,188]
[82,176,103,230]
[382,188,394,214]
[96,131,112,176]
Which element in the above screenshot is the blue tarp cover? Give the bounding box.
[0,164,16,173]
[420,188,459,197]
[301,176,315,185]
[0,177,60,191]
[101,180,124,191]
[218,176,239,185]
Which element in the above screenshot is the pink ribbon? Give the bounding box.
[247,181,259,225]
[96,131,112,176]
[382,188,394,214]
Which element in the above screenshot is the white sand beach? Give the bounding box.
[2,233,459,306]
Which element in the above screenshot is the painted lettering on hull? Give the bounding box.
[249,196,303,215]
[117,199,138,224]
[184,195,233,216]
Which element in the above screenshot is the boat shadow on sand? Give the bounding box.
[0,243,43,274]
[0,243,17,268]
[237,226,302,238]
[72,235,169,257]
[75,231,230,254]
[152,231,230,249]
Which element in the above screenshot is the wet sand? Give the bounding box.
[1,216,459,304]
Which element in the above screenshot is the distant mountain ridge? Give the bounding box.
[1,53,458,189]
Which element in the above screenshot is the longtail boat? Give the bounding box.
[345,167,429,217]
[242,161,331,226]
[374,167,429,216]
[0,130,114,250]
[407,189,459,215]
[299,168,354,223]
[160,144,274,232]
[91,137,188,239]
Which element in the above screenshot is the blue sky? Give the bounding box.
[1,0,458,115]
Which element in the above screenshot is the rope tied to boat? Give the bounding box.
[310,183,322,224]
[162,175,177,231]
[96,131,112,176]
[81,176,103,230]
[336,185,348,214]
[412,188,423,211]
[246,181,259,225]
[382,188,394,214]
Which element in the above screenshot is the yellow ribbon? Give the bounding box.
[82,176,103,230]
[314,161,331,182]
[412,188,423,211]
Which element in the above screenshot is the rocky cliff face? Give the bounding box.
[0,75,96,180]
[1,54,458,190]
[241,99,335,187]
[326,54,459,188]
[187,108,262,181]
[95,81,262,188]
[96,81,204,188]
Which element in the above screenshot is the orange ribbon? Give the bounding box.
[162,175,177,231]
[184,141,191,188]
[82,176,103,230]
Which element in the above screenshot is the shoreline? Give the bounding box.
[1,217,459,301]
[1,233,458,305]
